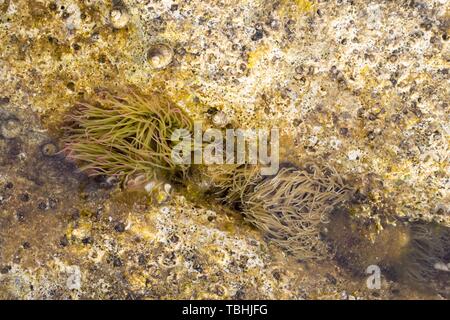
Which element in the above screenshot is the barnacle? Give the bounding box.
[110,8,130,29]
[62,87,193,182]
[110,0,130,29]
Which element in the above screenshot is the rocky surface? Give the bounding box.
[0,0,449,299]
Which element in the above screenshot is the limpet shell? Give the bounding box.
[147,43,174,69]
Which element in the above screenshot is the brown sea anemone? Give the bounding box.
[242,163,350,260]
[202,163,262,204]
[205,161,350,260]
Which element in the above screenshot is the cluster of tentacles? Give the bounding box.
[62,87,193,181]
[205,162,350,260]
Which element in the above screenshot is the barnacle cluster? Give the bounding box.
[62,87,193,181]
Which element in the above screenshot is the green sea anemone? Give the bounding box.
[63,87,193,181]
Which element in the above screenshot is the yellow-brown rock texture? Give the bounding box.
[0,0,449,299]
